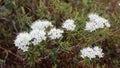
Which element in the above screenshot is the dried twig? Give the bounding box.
[0,46,23,62]
[11,20,18,33]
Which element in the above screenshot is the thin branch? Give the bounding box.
[11,20,18,33]
[110,28,120,36]
[0,46,23,61]
[0,17,18,34]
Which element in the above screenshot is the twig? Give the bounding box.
[0,46,23,61]
[0,17,18,34]
[11,20,18,33]
[38,53,51,62]
[110,28,120,36]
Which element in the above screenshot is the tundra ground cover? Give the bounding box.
[0,0,120,68]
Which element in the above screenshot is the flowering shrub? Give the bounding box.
[14,14,111,67]
[1,0,120,68]
[14,19,75,52]
[85,13,110,32]
[80,46,104,59]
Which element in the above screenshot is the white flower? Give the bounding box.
[31,20,53,30]
[118,3,120,6]
[85,13,111,32]
[94,18,105,28]
[30,29,46,45]
[48,28,64,39]
[20,46,29,52]
[80,48,86,58]
[62,19,76,31]
[80,46,104,59]
[88,13,99,21]
[104,22,111,27]
[93,46,104,58]
[14,32,31,52]
[95,17,110,28]
[80,47,96,59]
[85,21,96,32]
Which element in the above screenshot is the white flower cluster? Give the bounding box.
[85,13,111,32]
[48,28,64,39]
[62,19,76,31]
[30,29,46,45]
[14,20,52,52]
[80,46,104,60]
[31,20,53,30]
[48,19,76,39]
[14,32,31,52]
[14,19,76,52]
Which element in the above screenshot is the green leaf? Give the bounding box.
[0,59,4,63]
[4,0,16,9]
[82,0,88,6]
